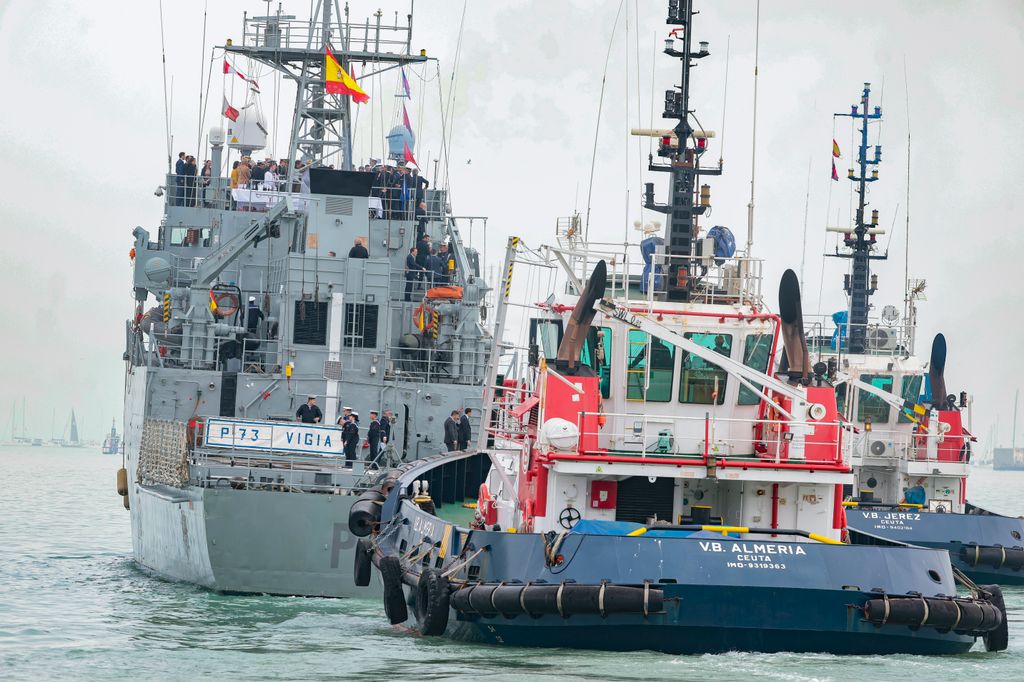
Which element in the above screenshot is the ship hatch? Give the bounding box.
[615,476,675,524]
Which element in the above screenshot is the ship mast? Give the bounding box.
[223,1,427,180]
[831,83,887,354]
[642,0,721,302]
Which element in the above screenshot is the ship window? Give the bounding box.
[343,303,379,349]
[898,375,924,423]
[529,319,562,362]
[580,326,612,398]
[293,301,328,346]
[626,330,674,402]
[738,334,773,405]
[857,374,893,423]
[679,333,731,405]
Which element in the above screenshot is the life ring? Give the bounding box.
[478,484,497,526]
[413,304,436,332]
[414,568,451,636]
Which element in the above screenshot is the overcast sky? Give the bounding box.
[1,0,1021,444]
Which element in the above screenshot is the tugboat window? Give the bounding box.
[857,374,893,423]
[738,333,772,405]
[530,319,563,362]
[679,333,732,405]
[626,330,674,402]
[580,326,612,398]
[293,301,328,346]
[897,375,924,423]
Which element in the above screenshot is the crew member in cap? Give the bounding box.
[366,410,382,462]
[296,396,322,424]
[381,409,394,443]
[246,296,264,333]
[341,414,359,465]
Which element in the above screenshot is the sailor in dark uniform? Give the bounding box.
[443,410,460,452]
[366,410,382,462]
[341,415,359,466]
[458,407,473,450]
[381,409,394,443]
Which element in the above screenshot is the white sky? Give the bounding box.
[1,0,1021,443]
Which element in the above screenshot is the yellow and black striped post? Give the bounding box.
[503,236,519,301]
[162,293,170,323]
[431,308,439,339]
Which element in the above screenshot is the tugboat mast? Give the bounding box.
[643,0,721,302]
[832,83,887,354]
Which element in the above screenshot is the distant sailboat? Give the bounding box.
[61,410,84,448]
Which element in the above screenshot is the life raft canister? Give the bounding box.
[478,483,497,526]
[413,304,437,332]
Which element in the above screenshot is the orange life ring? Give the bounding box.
[413,304,436,332]
[478,484,497,526]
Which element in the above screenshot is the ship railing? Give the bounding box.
[189,444,375,494]
[383,342,491,386]
[388,264,467,302]
[567,410,845,468]
[803,315,914,358]
[163,174,321,214]
[548,240,765,307]
[845,427,969,465]
[240,14,413,55]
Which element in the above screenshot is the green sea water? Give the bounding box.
[2,445,1022,681]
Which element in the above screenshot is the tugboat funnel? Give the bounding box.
[777,269,811,383]
[556,260,607,373]
[929,332,948,407]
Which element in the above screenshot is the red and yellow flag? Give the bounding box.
[325,46,369,103]
[832,139,841,158]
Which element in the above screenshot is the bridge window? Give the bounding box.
[626,330,674,402]
[857,374,893,424]
[529,319,562,363]
[344,303,379,348]
[293,301,328,346]
[738,334,773,405]
[679,333,731,405]
[898,375,924,424]
[580,326,612,398]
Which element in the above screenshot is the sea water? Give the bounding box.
[1,446,1022,680]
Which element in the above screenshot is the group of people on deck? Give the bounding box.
[295,397,395,467]
[230,156,295,192]
[404,234,456,301]
[356,160,429,220]
[172,152,213,206]
[443,407,474,452]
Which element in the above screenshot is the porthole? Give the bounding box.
[927,569,941,583]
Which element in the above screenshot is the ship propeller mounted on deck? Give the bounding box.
[929,333,950,408]
[555,260,607,375]
[777,269,811,384]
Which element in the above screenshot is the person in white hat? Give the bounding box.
[245,296,264,333]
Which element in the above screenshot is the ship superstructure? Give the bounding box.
[120,2,493,597]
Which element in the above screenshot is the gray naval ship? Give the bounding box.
[119,3,493,597]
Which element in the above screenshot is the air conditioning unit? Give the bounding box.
[866,325,898,351]
[868,439,895,459]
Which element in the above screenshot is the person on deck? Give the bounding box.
[184,156,198,207]
[438,243,453,285]
[174,152,186,206]
[443,410,461,452]
[230,160,240,189]
[349,237,369,259]
[427,248,444,286]
[415,235,432,269]
[459,407,473,450]
[405,247,426,301]
[415,201,428,240]
[295,396,322,424]
[341,414,359,466]
[412,168,429,206]
[245,296,264,333]
[381,409,394,444]
[366,411,382,462]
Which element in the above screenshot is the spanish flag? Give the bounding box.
[832,139,841,158]
[325,46,369,104]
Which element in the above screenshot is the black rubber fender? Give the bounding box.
[414,568,451,636]
[982,585,1009,652]
[348,489,386,537]
[380,556,408,624]
[353,538,373,587]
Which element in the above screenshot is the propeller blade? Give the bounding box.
[929,333,947,407]
[777,269,810,383]
[557,260,607,371]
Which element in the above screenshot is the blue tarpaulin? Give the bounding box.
[568,519,738,538]
[707,225,736,265]
[831,310,849,350]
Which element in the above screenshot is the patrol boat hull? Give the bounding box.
[371,494,982,656]
[847,507,1024,585]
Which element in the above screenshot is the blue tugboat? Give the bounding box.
[347,0,1007,655]
[806,84,1024,585]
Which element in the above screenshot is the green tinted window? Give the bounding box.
[580,327,612,399]
[898,375,924,424]
[738,334,773,405]
[626,330,674,402]
[679,333,732,405]
[857,374,893,423]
